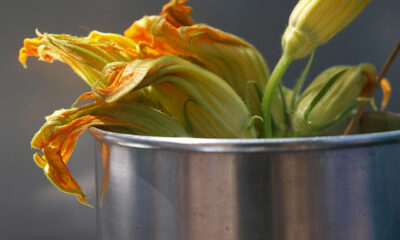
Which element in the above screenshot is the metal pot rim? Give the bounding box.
[88,126,400,153]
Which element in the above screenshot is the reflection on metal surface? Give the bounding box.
[99,142,110,206]
[89,111,400,240]
[176,153,239,240]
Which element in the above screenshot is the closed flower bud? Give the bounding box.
[282,0,371,59]
[293,63,376,136]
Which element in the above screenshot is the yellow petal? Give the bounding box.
[380,78,391,111]
[33,152,47,168]
[19,32,144,87]
[42,147,85,194]
[31,101,189,205]
[160,0,195,27]
[19,37,51,67]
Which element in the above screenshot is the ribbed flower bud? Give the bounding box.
[282,0,371,59]
[293,63,376,136]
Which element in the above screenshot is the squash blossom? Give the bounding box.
[292,63,376,136]
[124,0,270,121]
[282,0,372,59]
[19,0,263,204]
[89,55,257,138]
[18,0,384,205]
[19,31,162,88]
[261,0,371,137]
[31,102,190,205]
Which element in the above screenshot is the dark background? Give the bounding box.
[0,0,399,239]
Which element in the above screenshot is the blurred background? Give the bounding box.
[0,0,399,239]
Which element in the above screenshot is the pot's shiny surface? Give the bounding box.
[89,111,400,240]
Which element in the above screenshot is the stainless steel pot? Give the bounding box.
[89,111,400,240]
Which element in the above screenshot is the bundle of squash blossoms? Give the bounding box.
[20,0,391,205]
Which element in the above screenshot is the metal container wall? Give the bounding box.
[89,112,400,240]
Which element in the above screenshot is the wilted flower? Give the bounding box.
[29,53,258,204]
[282,0,371,59]
[19,0,384,206]
[32,102,190,205]
[90,55,257,138]
[124,8,269,119]
[19,31,156,87]
[19,0,265,204]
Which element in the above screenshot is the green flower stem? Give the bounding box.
[261,54,294,138]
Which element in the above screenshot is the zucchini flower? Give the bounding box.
[89,55,257,138]
[261,0,371,137]
[124,1,269,121]
[282,0,371,59]
[30,54,257,204]
[20,0,270,131]
[292,63,376,136]
[19,31,161,87]
[32,102,189,205]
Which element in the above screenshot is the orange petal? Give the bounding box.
[33,115,125,205]
[126,15,248,54]
[33,152,47,168]
[92,60,152,102]
[42,147,84,195]
[49,116,120,163]
[19,37,47,67]
[380,78,391,111]
[160,0,195,27]
[19,32,150,87]
[41,147,92,207]
[73,92,96,106]
[72,92,107,107]
[359,70,377,98]
[124,15,265,113]
[93,63,127,98]
[76,195,92,207]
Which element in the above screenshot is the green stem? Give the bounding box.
[261,54,294,138]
